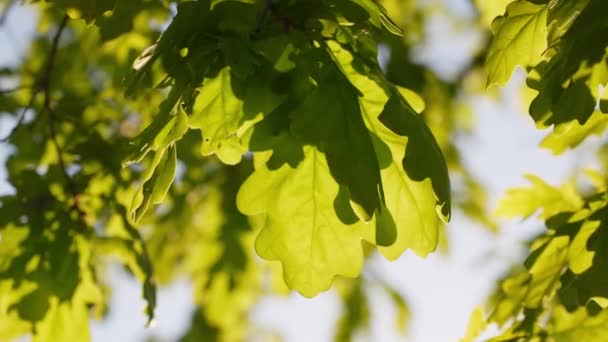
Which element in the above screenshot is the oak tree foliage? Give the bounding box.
[0,0,607,340]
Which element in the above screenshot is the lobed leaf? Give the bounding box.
[289,48,384,222]
[328,40,447,257]
[486,0,548,87]
[541,111,608,155]
[190,68,252,165]
[495,174,583,219]
[237,146,371,297]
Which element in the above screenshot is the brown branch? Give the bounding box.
[46,105,86,219]
[1,15,69,142]
[2,14,85,220]
[0,93,35,142]
[40,14,69,101]
[39,15,87,220]
[0,85,35,143]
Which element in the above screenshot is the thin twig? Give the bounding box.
[0,15,69,142]
[0,93,35,142]
[40,14,69,100]
[46,105,85,218]
[39,15,86,220]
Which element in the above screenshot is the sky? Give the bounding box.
[0,1,602,341]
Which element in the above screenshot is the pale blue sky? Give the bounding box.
[0,1,602,341]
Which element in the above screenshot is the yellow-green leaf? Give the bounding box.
[190,67,251,165]
[495,174,583,219]
[237,146,369,297]
[486,1,548,87]
[327,40,445,258]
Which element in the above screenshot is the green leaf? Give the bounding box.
[32,300,91,342]
[473,0,515,28]
[123,91,188,166]
[378,94,451,222]
[524,236,569,307]
[335,0,402,36]
[551,307,608,342]
[495,174,583,219]
[546,0,590,47]
[491,235,569,326]
[527,1,608,127]
[486,0,548,87]
[11,288,50,323]
[558,212,608,312]
[328,40,445,257]
[95,0,164,42]
[130,145,178,222]
[237,146,370,297]
[540,111,608,155]
[368,101,443,256]
[290,47,384,222]
[567,220,599,274]
[48,0,117,22]
[396,86,425,113]
[190,67,252,165]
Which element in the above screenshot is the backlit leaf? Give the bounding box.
[327,40,445,257]
[495,174,583,219]
[130,145,178,222]
[237,146,370,297]
[290,46,384,222]
[486,0,548,87]
[190,67,251,165]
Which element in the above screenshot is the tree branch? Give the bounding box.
[0,94,35,142]
[0,15,69,142]
[38,15,86,220]
[40,14,69,102]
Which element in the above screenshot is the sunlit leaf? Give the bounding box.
[130,145,178,222]
[495,174,583,219]
[486,0,548,87]
[237,146,370,297]
[190,67,252,165]
[327,40,445,257]
[541,111,608,155]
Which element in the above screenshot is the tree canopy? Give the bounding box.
[0,0,608,341]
